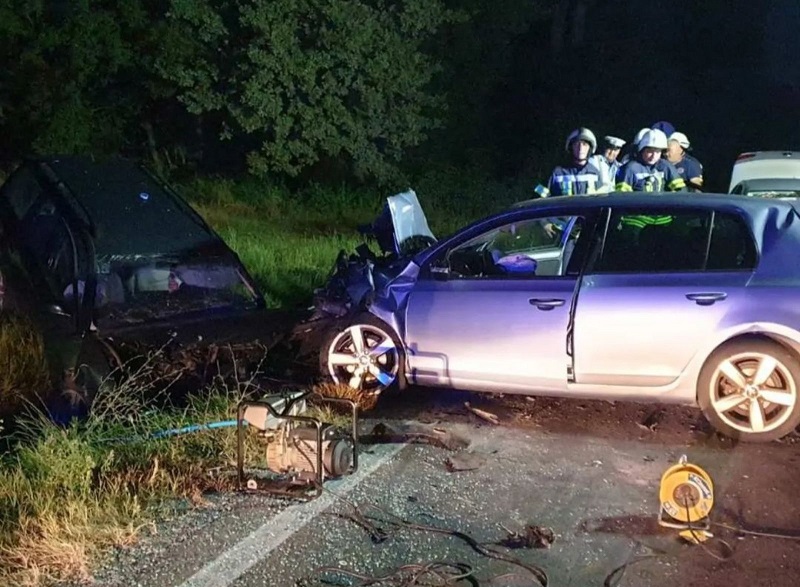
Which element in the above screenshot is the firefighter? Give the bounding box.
[615,128,686,230]
[616,129,686,193]
[540,127,601,197]
[618,127,650,166]
[589,135,626,192]
[667,131,704,191]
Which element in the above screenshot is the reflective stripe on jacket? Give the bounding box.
[546,162,601,196]
[615,159,687,193]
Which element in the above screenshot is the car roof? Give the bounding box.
[729,151,800,192]
[29,155,220,258]
[511,191,800,214]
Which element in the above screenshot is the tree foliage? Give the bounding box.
[154,0,456,182]
[0,0,561,183]
[0,0,154,156]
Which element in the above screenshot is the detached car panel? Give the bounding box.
[316,191,800,442]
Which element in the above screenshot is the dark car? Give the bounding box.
[0,156,286,419]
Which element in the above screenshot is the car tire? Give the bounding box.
[697,338,800,442]
[319,313,406,398]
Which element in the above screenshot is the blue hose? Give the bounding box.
[150,419,241,439]
[101,419,244,445]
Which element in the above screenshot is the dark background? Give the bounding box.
[2,0,799,194]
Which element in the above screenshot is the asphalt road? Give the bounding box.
[80,391,800,587]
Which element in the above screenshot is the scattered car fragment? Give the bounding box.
[315,190,800,442]
[0,156,289,418]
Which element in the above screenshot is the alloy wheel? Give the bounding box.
[326,324,400,394]
[709,351,798,435]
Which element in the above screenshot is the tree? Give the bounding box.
[0,0,153,157]
[155,0,456,183]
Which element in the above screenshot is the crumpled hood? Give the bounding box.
[370,189,436,256]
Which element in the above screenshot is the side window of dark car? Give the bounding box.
[17,196,77,297]
[595,208,757,273]
[595,209,712,273]
[431,214,589,279]
[0,167,42,221]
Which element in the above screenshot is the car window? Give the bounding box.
[17,195,79,299]
[746,190,800,199]
[595,208,756,273]
[706,212,758,270]
[0,166,42,221]
[434,215,588,279]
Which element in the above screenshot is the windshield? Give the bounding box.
[87,252,259,327]
[746,190,800,199]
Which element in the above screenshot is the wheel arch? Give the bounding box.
[695,330,800,401]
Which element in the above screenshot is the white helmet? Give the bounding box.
[669,131,691,150]
[604,135,626,149]
[638,128,668,151]
[565,127,597,154]
[633,127,650,147]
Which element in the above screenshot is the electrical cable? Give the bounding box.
[305,485,549,587]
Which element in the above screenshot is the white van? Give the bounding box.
[728,151,800,198]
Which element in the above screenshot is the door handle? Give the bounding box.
[685,292,727,306]
[529,298,566,310]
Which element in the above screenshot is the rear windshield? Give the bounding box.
[746,190,800,199]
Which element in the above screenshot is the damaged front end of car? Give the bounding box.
[311,189,436,320]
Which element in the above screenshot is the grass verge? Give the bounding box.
[0,348,365,586]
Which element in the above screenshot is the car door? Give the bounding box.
[571,206,758,387]
[404,208,600,393]
[9,182,94,377]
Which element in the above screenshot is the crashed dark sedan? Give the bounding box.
[0,156,285,418]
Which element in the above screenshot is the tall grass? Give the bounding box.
[0,313,51,417]
[184,167,531,308]
[0,347,275,586]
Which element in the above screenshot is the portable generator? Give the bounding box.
[236,391,359,498]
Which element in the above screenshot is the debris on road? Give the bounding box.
[363,422,470,451]
[465,402,500,425]
[444,451,487,472]
[638,408,665,432]
[498,524,556,550]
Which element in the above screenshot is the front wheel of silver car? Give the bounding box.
[698,339,800,442]
[320,314,405,397]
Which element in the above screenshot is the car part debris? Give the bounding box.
[444,451,486,472]
[498,524,556,550]
[236,390,359,499]
[363,422,470,451]
[637,407,665,431]
[465,401,500,425]
[657,454,714,539]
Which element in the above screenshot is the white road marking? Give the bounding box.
[176,442,406,587]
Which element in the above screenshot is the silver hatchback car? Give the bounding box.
[317,191,800,442]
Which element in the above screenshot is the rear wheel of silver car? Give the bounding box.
[320,314,405,397]
[698,339,800,442]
